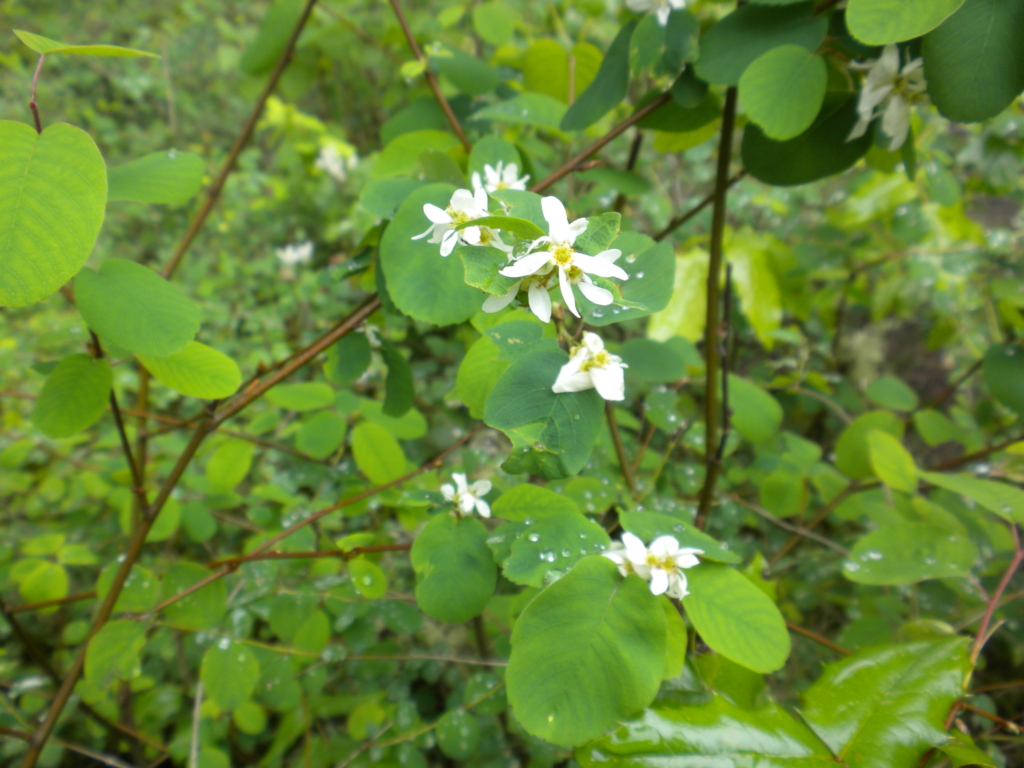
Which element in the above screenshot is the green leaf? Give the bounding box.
[239,0,303,74]
[742,93,874,185]
[14,29,158,57]
[358,399,428,439]
[233,702,269,736]
[293,610,330,655]
[266,382,334,411]
[455,215,545,240]
[663,10,701,71]
[867,430,917,493]
[500,513,611,587]
[107,150,204,205]
[636,90,720,133]
[17,561,68,605]
[694,3,828,86]
[473,0,517,46]
[843,521,978,584]
[492,483,579,521]
[801,638,971,768]
[161,562,228,630]
[647,248,708,342]
[471,93,568,133]
[411,514,497,623]
[507,556,667,747]
[358,178,426,218]
[433,49,500,96]
[323,333,372,386]
[380,184,484,326]
[739,46,827,141]
[349,556,388,599]
[437,710,482,760]
[619,510,741,564]
[483,346,604,479]
[866,375,919,411]
[206,439,255,492]
[834,410,905,479]
[561,20,637,131]
[201,641,261,711]
[140,341,241,399]
[351,421,407,485]
[468,135,522,179]
[458,245,521,297]
[31,354,112,438]
[0,121,107,308]
[919,471,1024,525]
[456,335,510,419]
[982,343,1024,417]
[619,339,686,383]
[914,410,961,447]
[521,40,602,103]
[295,412,347,459]
[683,563,790,673]
[729,376,783,444]
[84,621,147,689]
[846,0,966,44]
[577,697,835,767]
[727,231,783,349]
[96,563,160,612]
[584,236,676,326]
[939,731,998,768]
[922,0,1024,123]
[372,130,460,179]
[74,259,200,357]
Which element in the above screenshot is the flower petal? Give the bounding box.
[578,280,614,305]
[482,285,520,313]
[423,204,451,224]
[582,332,604,354]
[528,282,553,323]
[591,363,626,401]
[649,568,669,595]
[541,196,571,243]
[596,248,622,264]
[559,270,579,317]
[573,253,629,280]
[622,532,649,564]
[471,480,492,496]
[440,230,459,257]
[475,499,491,518]
[500,251,552,278]
[452,473,469,492]
[441,484,455,500]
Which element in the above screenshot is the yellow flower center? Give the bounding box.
[580,350,610,372]
[447,206,472,226]
[553,245,574,266]
[646,553,676,571]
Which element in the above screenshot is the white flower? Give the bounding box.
[499,197,627,318]
[608,532,702,599]
[471,161,530,195]
[480,269,557,323]
[275,241,314,266]
[315,143,358,183]
[440,473,492,518]
[412,188,510,257]
[625,0,686,26]
[847,43,927,152]
[552,332,628,401]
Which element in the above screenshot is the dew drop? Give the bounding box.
[561,549,572,558]
[843,561,861,572]
[539,550,556,562]
[218,637,231,650]
[528,533,540,542]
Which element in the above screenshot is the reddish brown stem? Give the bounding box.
[654,171,746,241]
[29,55,45,132]
[971,526,1023,664]
[7,590,97,614]
[606,402,636,496]
[786,621,851,656]
[207,544,411,568]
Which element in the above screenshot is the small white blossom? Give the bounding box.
[625,0,686,26]
[604,532,702,599]
[499,197,627,318]
[552,332,628,401]
[480,269,557,323]
[847,43,927,151]
[412,188,510,257]
[471,161,530,195]
[440,473,492,518]
[276,241,314,266]
[315,143,358,183]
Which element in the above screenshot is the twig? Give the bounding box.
[318,2,402,63]
[714,263,733,464]
[768,482,863,565]
[162,0,319,279]
[206,544,411,568]
[344,654,507,667]
[927,435,1022,472]
[188,682,202,768]
[971,526,1023,664]
[387,0,471,152]
[928,358,984,410]
[606,402,636,496]
[961,701,1021,733]
[972,680,1024,694]
[530,93,672,193]
[612,131,644,213]
[732,495,850,557]
[654,171,746,241]
[785,621,851,656]
[695,87,738,529]
[29,55,45,133]
[792,386,853,425]
[147,427,480,616]
[7,590,97,614]
[2,728,145,768]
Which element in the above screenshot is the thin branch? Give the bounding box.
[530,93,672,194]
[768,482,864,565]
[387,0,471,152]
[695,86,738,529]
[786,621,851,656]
[146,427,480,616]
[714,263,733,464]
[654,171,746,241]
[29,55,45,133]
[318,2,402,63]
[971,526,1023,664]
[7,590,97,614]
[344,653,507,667]
[791,386,853,425]
[927,435,1022,472]
[162,0,319,279]
[606,402,636,496]
[928,358,983,410]
[612,131,644,213]
[207,544,411,569]
[2,728,145,768]
[188,682,202,768]
[961,701,1022,733]
[732,495,850,557]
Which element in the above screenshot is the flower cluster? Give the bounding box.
[603,532,702,599]
[315,143,359,183]
[441,473,492,518]
[276,241,313,266]
[847,43,927,151]
[413,169,632,402]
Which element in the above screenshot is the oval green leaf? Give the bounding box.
[867,429,917,493]
[843,521,978,584]
[411,514,497,623]
[0,121,107,308]
[107,150,205,205]
[351,421,406,485]
[140,341,241,399]
[846,0,966,44]
[739,46,827,141]
[31,354,112,438]
[982,343,1024,417]
[265,382,334,411]
[14,29,158,57]
[201,641,261,711]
